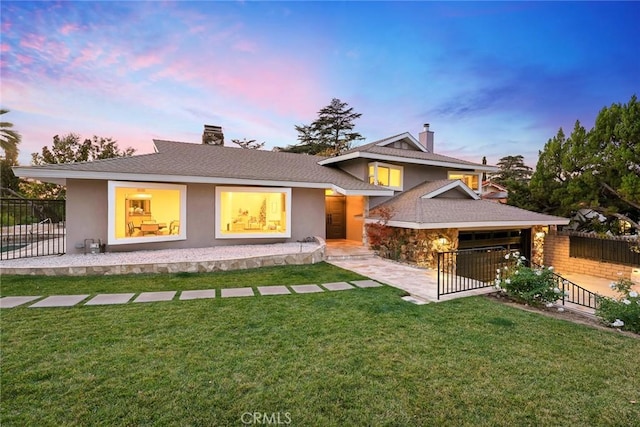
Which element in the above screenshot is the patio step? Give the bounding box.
[325,253,376,261]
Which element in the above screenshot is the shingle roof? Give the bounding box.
[13,140,390,193]
[326,134,492,170]
[370,180,569,227]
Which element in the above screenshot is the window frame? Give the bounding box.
[368,161,403,191]
[107,181,187,245]
[447,171,482,193]
[215,186,292,239]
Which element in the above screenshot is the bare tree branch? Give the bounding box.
[601,182,640,210]
[591,206,640,231]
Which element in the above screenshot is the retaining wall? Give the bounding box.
[1,242,326,277]
[543,233,633,281]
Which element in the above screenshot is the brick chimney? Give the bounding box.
[418,123,434,152]
[202,125,224,146]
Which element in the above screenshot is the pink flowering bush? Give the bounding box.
[596,278,640,333]
[495,252,565,306]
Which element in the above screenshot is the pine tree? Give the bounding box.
[279,98,364,155]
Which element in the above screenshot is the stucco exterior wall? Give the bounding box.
[334,158,368,180]
[401,163,449,190]
[346,195,365,243]
[65,180,326,254]
[66,179,108,252]
[290,188,326,240]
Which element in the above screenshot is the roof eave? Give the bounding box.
[364,219,570,229]
[12,167,391,195]
[318,152,498,172]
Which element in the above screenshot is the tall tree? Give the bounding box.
[530,95,640,232]
[489,155,535,210]
[1,158,21,196]
[490,155,533,185]
[1,109,21,163]
[481,156,487,181]
[279,98,364,155]
[231,138,265,150]
[21,133,135,199]
[0,110,23,196]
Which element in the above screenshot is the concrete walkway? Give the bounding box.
[328,257,495,303]
[0,280,383,309]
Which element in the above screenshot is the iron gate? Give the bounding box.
[0,198,66,260]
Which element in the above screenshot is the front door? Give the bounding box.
[325,196,346,239]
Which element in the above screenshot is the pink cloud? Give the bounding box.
[149,47,325,119]
[19,33,71,62]
[232,40,257,53]
[15,53,34,66]
[1,43,10,53]
[72,46,103,67]
[20,34,47,52]
[59,23,79,35]
[131,52,164,71]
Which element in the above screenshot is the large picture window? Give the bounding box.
[368,162,403,191]
[216,187,291,239]
[108,181,186,245]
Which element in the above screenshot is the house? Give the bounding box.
[481,180,509,204]
[13,124,568,264]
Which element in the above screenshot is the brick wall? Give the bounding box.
[543,233,633,281]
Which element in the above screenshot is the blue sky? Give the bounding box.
[1,1,638,167]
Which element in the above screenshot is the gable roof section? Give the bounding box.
[420,179,480,200]
[318,134,497,172]
[368,180,569,229]
[12,140,393,196]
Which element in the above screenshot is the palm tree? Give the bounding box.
[1,109,21,162]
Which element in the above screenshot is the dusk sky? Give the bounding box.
[1,1,638,167]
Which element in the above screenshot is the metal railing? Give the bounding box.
[437,246,601,309]
[437,247,513,299]
[0,198,66,260]
[526,260,600,309]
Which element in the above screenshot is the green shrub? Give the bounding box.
[495,252,566,307]
[596,278,640,333]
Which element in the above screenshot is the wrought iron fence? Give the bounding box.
[437,247,513,299]
[565,231,640,267]
[0,198,66,260]
[526,260,601,309]
[437,245,602,309]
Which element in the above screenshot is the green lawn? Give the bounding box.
[1,265,639,426]
[0,263,367,296]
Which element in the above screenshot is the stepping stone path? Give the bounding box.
[258,286,290,296]
[85,293,135,306]
[290,284,323,294]
[351,280,383,288]
[221,287,254,298]
[179,290,216,300]
[0,280,385,308]
[30,295,90,308]
[134,291,176,303]
[322,282,355,291]
[0,296,41,308]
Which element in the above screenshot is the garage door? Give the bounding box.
[458,229,531,260]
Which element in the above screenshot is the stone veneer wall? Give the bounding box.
[1,242,326,277]
[378,228,458,268]
[543,233,633,281]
